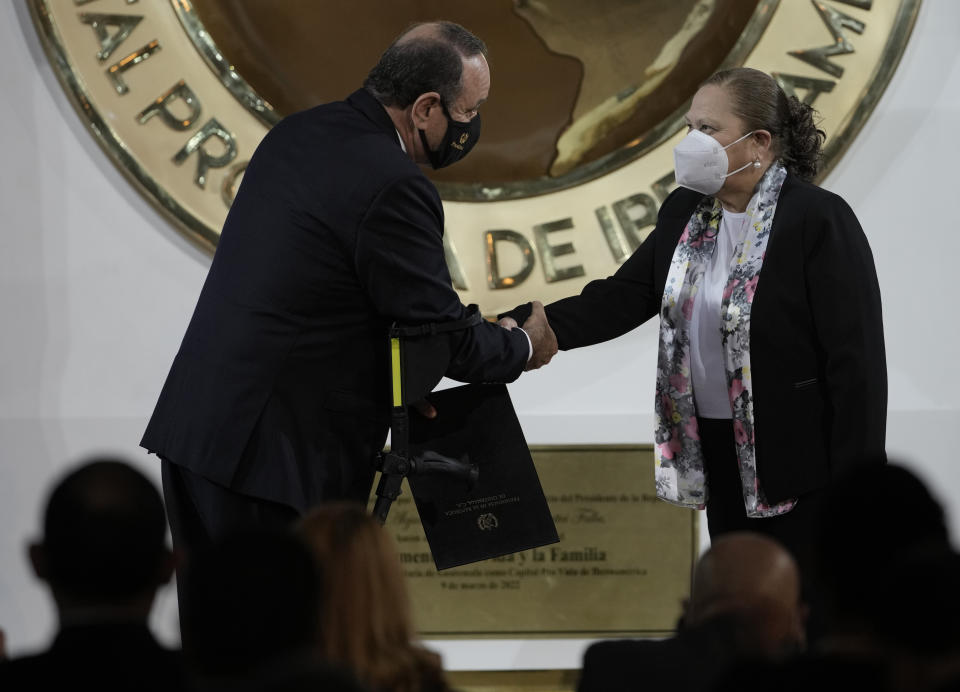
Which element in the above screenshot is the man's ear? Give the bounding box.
[411,92,442,129]
[28,542,49,582]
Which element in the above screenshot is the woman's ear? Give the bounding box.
[753,129,773,154]
[411,92,442,130]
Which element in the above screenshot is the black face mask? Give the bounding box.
[418,102,481,169]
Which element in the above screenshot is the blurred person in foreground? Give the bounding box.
[815,463,951,652]
[747,550,960,692]
[717,463,956,692]
[181,525,364,692]
[577,531,805,692]
[808,462,952,690]
[500,67,886,582]
[872,548,960,692]
[297,502,449,692]
[0,458,188,691]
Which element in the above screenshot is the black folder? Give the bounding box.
[407,382,559,570]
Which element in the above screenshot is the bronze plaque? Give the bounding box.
[378,445,697,637]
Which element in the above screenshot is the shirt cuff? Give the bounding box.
[519,328,533,362]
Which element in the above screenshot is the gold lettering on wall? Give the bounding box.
[532,218,585,284]
[485,230,535,290]
[79,11,142,61]
[612,194,657,247]
[651,171,677,205]
[597,188,667,264]
[137,79,201,130]
[172,118,238,189]
[771,72,836,105]
[594,206,624,264]
[789,2,866,78]
[106,39,160,95]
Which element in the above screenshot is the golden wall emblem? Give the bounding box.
[30,1,919,315]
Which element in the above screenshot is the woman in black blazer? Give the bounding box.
[502,68,886,573]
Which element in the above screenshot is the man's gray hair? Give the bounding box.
[364,21,487,108]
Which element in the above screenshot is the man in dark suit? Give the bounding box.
[578,532,806,692]
[0,458,189,691]
[141,22,557,558]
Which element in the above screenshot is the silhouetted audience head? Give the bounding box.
[28,457,173,616]
[687,531,806,658]
[718,462,957,692]
[1,459,189,691]
[870,547,960,691]
[297,502,449,692]
[816,462,950,636]
[181,525,324,683]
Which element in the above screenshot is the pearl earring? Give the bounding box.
[753,159,762,168]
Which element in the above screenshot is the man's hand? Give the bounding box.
[524,301,558,370]
[411,398,437,419]
[500,301,557,371]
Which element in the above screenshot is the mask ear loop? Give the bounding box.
[721,159,756,180]
[721,129,756,150]
[720,130,760,180]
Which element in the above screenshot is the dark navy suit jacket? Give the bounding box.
[142,89,528,510]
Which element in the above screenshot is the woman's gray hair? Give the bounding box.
[703,67,826,182]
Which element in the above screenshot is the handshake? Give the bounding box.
[499,301,558,372]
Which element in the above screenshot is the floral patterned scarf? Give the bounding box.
[653,162,795,518]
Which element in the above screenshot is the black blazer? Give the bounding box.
[507,175,886,502]
[0,623,190,691]
[142,89,528,510]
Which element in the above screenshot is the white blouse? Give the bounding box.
[689,206,753,419]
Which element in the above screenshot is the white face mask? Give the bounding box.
[673,129,756,195]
